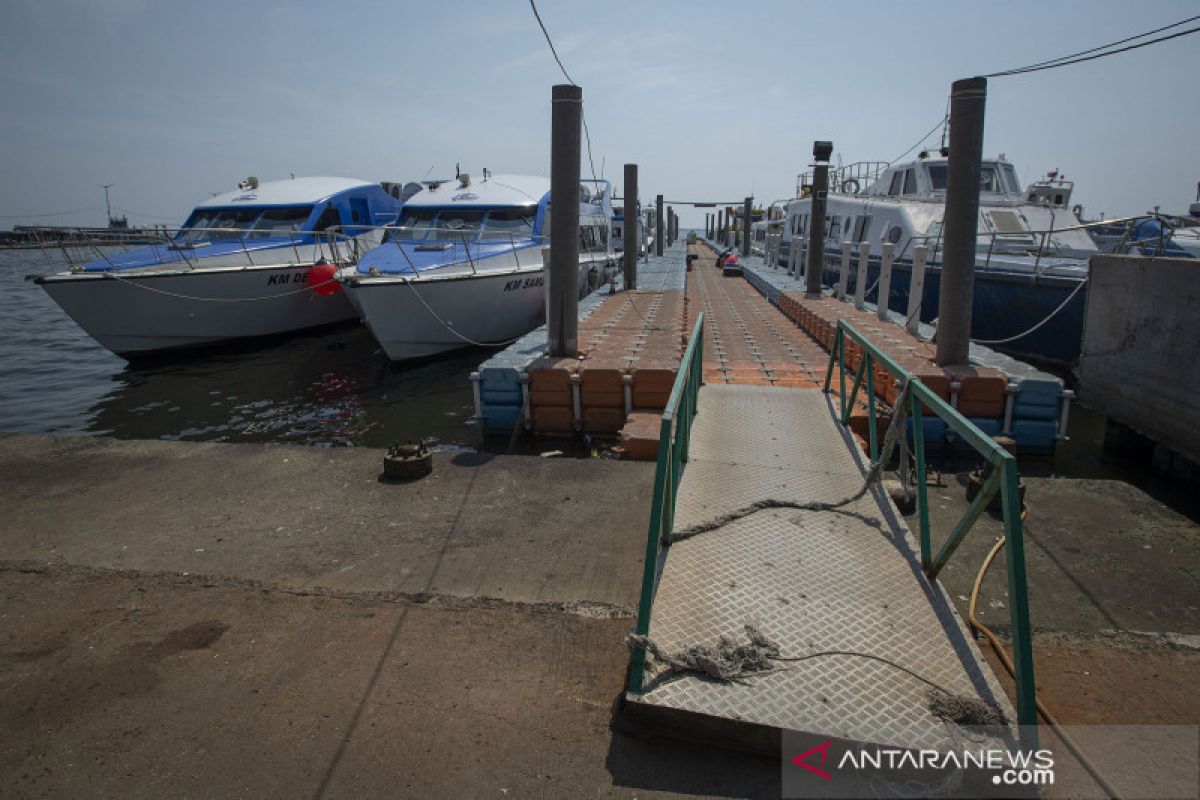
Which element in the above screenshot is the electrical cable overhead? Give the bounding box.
[529,0,575,86]
[888,115,949,165]
[528,0,599,186]
[984,14,1200,77]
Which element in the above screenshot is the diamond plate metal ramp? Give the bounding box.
[623,384,1017,755]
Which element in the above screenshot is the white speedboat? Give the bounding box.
[340,172,616,361]
[36,176,406,358]
[782,153,1099,364]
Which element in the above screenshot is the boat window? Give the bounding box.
[853,214,872,241]
[435,209,484,241]
[312,205,342,232]
[902,169,917,195]
[979,165,1003,193]
[348,197,370,227]
[247,206,313,239]
[179,208,259,242]
[479,208,536,240]
[888,172,904,196]
[927,165,948,191]
[387,208,439,241]
[580,225,607,251]
[886,225,903,244]
[1002,164,1021,194]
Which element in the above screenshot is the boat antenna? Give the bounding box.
[939,93,951,151]
[100,184,114,221]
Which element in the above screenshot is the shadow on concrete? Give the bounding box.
[449,450,496,468]
[605,702,781,798]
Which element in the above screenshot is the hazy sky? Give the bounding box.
[2,0,1197,230]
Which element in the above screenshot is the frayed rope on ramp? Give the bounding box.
[627,625,1006,727]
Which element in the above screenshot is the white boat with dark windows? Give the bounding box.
[35,176,408,358]
[781,153,1100,365]
[612,201,645,256]
[339,171,616,361]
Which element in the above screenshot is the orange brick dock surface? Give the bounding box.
[525,242,1008,459]
[527,288,687,438]
[687,246,828,388]
[699,241,1008,417]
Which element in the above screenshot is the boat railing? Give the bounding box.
[882,214,1149,276]
[30,226,368,275]
[796,161,889,198]
[350,225,613,280]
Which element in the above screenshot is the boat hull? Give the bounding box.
[37,263,357,358]
[345,260,609,361]
[816,251,1087,366]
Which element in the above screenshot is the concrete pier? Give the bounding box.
[0,433,789,797]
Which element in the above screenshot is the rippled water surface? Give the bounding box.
[0,249,485,449]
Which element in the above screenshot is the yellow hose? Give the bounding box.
[969,531,1123,800]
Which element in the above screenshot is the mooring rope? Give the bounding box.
[970,278,1087,345]
[100,268,342,302]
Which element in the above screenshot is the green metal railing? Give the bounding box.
[627,312,705,694]
[824,319,1038,747]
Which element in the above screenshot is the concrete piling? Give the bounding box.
[877,242,895,321]
[548,84,582,357]
[655,194,664,257]
[741,197,751,257]
[623,163,638,291]
[907,245,929,335]
[837,241,851,300]
[805,141,831,296]
[854,241,870,310]
[936,76,987,366]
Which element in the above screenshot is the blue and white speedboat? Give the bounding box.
[782,154,1098,365]
[36,176,406,358]
[340,172,616,361]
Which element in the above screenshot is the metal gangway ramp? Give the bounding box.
[623,314,1036,760]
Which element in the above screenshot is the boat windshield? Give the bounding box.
[387,207,536,242]
[928,165,948,191]
[925,163,1020,195]
[247,207,313,239]
[479,208,536,240]
[180,206,314,243]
